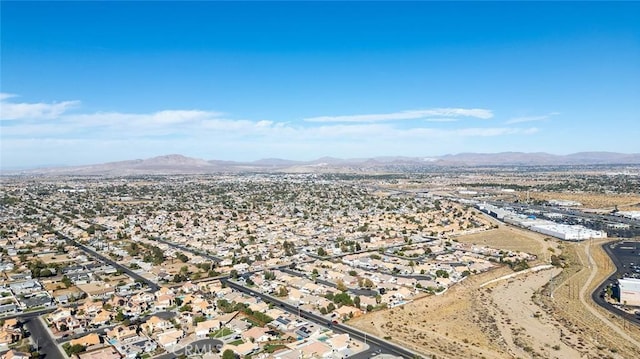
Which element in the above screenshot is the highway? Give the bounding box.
[592,241,640,327]
[221,278,425,359]
[55,231,161,292]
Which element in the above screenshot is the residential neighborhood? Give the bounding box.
[0,174,538,358]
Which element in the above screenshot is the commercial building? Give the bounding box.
[476,203,607,241]
[528,223,607,241]
[619,278,640,307]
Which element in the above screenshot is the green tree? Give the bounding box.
[354,296,361,309]
[230,269,239,279]
[222,349,236,359]
[336,279,348,292]
[61,275,72,288]
[362,278,374,289]
[277,286,289,297]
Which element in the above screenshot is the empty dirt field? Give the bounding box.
[520,191,640,210]
[453,224,558,263]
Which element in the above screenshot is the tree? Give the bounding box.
[230,269,239,279]
[336,279,348,292]
[354,296,361,309]
[277,286,288,297]
[222,349,236,359]
[63,344,86,356]
[362,278,374,289]
[115,311,126,322]
[61,275,72,288]
[327,303,336,312]
[317,247,327,256]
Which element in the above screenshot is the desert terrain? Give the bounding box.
[349,222,640,358]
[521,191,640,210]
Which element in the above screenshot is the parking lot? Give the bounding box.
[592,241,640,326]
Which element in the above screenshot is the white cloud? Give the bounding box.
[0,95,79,120]
[505,112,558,125]
[423,118,459,122]
[0,93,18,101]
[303,108,493,123]
[2,94,548,168]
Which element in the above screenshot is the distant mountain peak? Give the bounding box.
[7,151,640,175]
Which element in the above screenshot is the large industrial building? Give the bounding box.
[476,203,607,241]
[619,278,640,307]
[528,223,607,241]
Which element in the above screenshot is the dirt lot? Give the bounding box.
[349,226,640,359]
[349,266,514,358]
[452,224,558,263]
[521,192,640,210]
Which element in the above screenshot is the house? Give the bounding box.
[143,315,174,334]
[288,288,303,302]
[156,329,184,350]
[90,310,113,327]
[359,296,377,310]
[195,319,221,339]
[225,342,258,356]
[1,350,30,359]
[326,333,350,352]
[179,281,199,293]
[0,319,23,350]
[53,313,83,332]
[154,294,174,311]
[79,301,103,316]
[333,305,363,320]
[300,341,332,358]
[191,298,215,315]
[77,346,121,359]
[240,326,270,343]
[70,333,101,347]
[106,325,138,342]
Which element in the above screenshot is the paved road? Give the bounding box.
[222,278,425,359]
[279,267,379,297]
[55,231,160,292]
[154,237,222,263]
[0,307,56,321]
[592,240,640,327]
[24,316,65,359]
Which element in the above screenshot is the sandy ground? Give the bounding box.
[535,240,640,358]
[350,224,640,358]
[519,192,640,210]
[453,224,558,263]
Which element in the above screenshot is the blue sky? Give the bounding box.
[1,1,639,168]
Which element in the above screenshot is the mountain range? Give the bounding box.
[7,152,640,175]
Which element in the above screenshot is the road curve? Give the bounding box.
[591,241,640,329]
[585,240,640,347]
